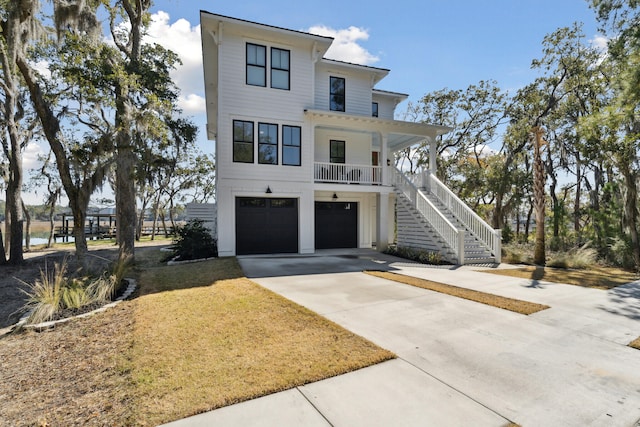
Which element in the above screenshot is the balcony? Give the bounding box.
[314,161,382,185]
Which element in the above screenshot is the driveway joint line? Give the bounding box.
[397,356,514,425]
[295,386,335,427]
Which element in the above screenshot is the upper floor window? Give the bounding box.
[282,125,301,166]
[258,122,278,164]
[330,76,345,112]
[246,43,266,87]
[372,102,379,117]
[330,140,345,163]
[233,120,254,163]
[271,48,290,90]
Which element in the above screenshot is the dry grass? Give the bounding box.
[131,258,394,425]
[479,266,638,290]
[629,337,640,350]
[365,270,549,315]
[0,251,394,426]
[0,304,136,426]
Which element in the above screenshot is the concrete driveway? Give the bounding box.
[166,249,640,427]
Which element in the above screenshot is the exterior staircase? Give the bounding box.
[391,168,501,265]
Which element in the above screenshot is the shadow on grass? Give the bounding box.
[133,254,245,297]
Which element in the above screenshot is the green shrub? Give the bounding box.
[609,237,635,269]
[384,245,443,265]
[166,219,218,262]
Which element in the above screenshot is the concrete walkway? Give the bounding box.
[163,250,640,427]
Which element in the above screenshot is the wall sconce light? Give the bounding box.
[266,186,272,194]
[332,193,338,200]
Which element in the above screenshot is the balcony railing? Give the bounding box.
[314,162,382,185]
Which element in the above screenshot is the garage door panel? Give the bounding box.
[236,197,298,255]
[315,202,357,249]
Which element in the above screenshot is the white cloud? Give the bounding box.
[32,60,51,80]
[178,93,206,115]
[23,141,46,171]
[146,11,204,113]
[308,25,380,65]
[590,34,609,52]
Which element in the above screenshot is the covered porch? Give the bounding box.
[305,109,450,186]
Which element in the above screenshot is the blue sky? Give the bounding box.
[149,0,602,151]
[163,0,601,92]
[22,0,604,204]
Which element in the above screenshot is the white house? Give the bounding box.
[200,11,501,264]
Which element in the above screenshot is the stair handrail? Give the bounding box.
[392,168,465,264]
[426,172,501,262]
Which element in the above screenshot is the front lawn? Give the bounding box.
[479,265,638,290]
[0,252,394,426]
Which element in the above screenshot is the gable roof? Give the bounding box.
[200,10,334,54]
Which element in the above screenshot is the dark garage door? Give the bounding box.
[315,201,358,249]
[236,197,298,255]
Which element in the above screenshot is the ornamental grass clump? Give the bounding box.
[20,257,128,325]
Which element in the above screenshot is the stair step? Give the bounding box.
[395,183,499,265]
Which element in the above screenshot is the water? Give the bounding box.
[23,236,75,246]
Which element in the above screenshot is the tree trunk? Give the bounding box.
[22,200,31,251]
[525,199,534,243]
[0,227,6,265]
[136,198,147,241]
[574,156,582,243]
[16,55,92,266]
[549,177,560,251]
[151,193,161,241]
[532,127,546,265]
[621,167,640,269]
[47,189,60,248]
[115,140,136,262]
[7,129,24,265]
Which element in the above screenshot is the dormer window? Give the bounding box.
[330,76,345,112]
[247,43,266,87]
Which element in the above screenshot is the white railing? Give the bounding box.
[314,162,382,185]
[426,172,501,262]
[392,168,465,264]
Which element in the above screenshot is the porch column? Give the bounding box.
[376,192,389,252]
[380,133,389,185]
[429,137,437,174]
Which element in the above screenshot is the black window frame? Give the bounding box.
[330,140,345,164]
[246,43,266,87]
[271,47,290,90]
[233,120,254,163]
[330,76,346,112]
[372,102,379,117]
[258,122,279,165]
[282,125,301,166]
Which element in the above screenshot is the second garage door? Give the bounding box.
[315,201,358,249]
[236,197,298,255]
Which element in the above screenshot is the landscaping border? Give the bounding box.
[0,278,137,335]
